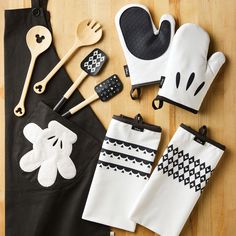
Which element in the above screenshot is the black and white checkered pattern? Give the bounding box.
[81,49,106,75]
[157,144,213,192]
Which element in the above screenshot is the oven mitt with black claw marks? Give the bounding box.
[82,114,162,232]
[153,23,226,113]
[130,124,225,236]
[115,4,175,99]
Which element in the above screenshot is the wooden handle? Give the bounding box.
[64,93,99,116]
[53,70,88,112]
[64,70,88,99]
[33,42,81,94]
[14,56,36,117]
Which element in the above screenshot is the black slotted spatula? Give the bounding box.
[53,48,108,112]
[62,74,123,118]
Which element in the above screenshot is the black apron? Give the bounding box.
[4,0,110,235]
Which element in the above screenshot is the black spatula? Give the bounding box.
[62,74,123,118]
[53,48,107,112]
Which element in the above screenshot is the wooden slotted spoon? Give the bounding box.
[33,19,103,94]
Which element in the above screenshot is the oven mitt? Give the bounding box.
[153,23,226,113]
[115,4,175,99]
[130,124,225,236]
[82,114,162,232]
[20,120,77,187]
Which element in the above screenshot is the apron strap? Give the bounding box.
[31,0,48,9]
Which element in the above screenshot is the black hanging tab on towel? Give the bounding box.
[132,114,144,132]
[194,125,207,145]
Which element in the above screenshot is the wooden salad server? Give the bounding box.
[33,19,103,94]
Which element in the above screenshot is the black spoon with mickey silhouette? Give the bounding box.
[62,74,123,118]
[53,48,108,113]
[14,26,52,117]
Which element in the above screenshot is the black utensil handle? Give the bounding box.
[53,97,68,112]
[62,110,72,118]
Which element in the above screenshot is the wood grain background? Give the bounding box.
[0,0,236,235]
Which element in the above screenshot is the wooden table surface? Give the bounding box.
[1,0,236,235]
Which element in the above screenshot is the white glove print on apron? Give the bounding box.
[19,120,77,187]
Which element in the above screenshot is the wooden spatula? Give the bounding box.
[62,74,123,118]
[53,48,108,112]
[14,25,52,117]
[33,19,103,94]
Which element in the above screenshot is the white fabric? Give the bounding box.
[130,125,224,236]
[82,116,161,232]
[158,23,225,111]
[115,4,175,87]
[20,120,77,187]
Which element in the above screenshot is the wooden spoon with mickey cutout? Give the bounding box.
[14,25,52,117]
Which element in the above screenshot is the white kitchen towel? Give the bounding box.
[82,114,162,231]
[130,124,225,236]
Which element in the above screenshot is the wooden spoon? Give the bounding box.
[14,25,52,117]
[33,19,103,94]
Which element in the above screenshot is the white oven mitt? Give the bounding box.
[82,114,162,232]
[130,124,225,236]
[115,4,175,99]
[19,120,77,187]
[153,23,226,113]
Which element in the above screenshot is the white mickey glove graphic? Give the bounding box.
[20,120,77,187]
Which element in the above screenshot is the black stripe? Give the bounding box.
[104,136,157,154]
[101,148,153,165]
[154,95,198,114]
[97,160,150,178]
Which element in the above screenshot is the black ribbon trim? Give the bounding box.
[101,148,153,166]
[104,136,157,154]
[97,160,150,179]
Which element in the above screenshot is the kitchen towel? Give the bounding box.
[82,114,162,231]
[130,124,225,236]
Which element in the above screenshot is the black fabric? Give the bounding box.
[119,6,171,60]
[31,0,48,9]
[4,1,110,235]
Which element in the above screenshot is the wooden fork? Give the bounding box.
[33,19,103,94]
